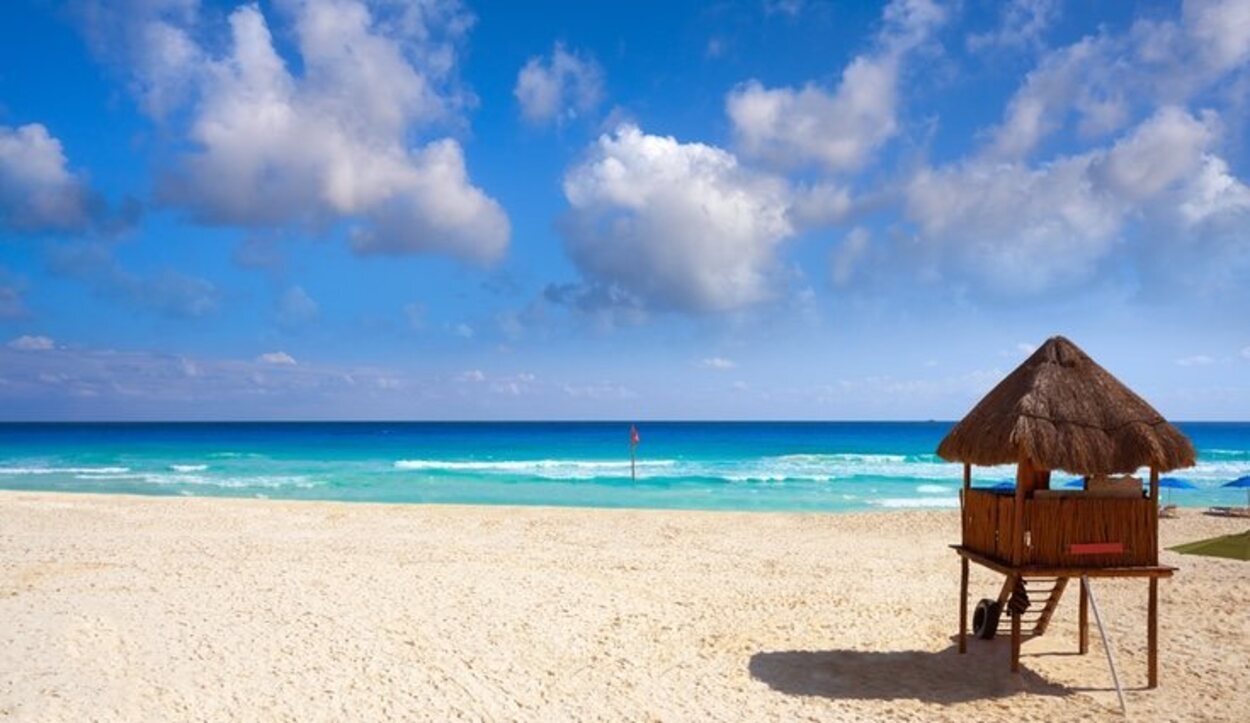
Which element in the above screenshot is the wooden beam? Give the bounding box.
[951,546,1177,579]
[1150,466,1160,502]
[959,555,969,654]
[1079,579,1089,655]
[1148,577,1159,688]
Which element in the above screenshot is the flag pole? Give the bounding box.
[629,424,639,481]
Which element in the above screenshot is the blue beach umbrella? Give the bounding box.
[1063,478,1085,489]
[1222,475,1250,508]
[1158,477,1197,489]
[1158,477,1197,504]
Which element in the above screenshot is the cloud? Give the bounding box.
[902,107,1241,295]
[560,382,635,400]
[514,43,604,125]
[725,0,947,172]
[46,242,219,317]
[1176,354,1215,366]
[540,281,648,328]
[1181,0,1250,74]
[830,227,871,287]
[232,236,286,272]
[561,124,794,313]
[764,0,807,18]
[987,0,1250,161]
[257,351,297,365]
[72,0,205,119]
[456,369,485,382]
[699,357,737,370]
[1242,346,1250,360]
[0,124,110,234]
[0,269,26,318]
[489,372,538,397]
[80,0,508,263]
[0,285,23,318]
[403,302,426,330]
[8,335,55,351]
[0,340,438,419]
[966,0,1059,53]
[276,285,319,327]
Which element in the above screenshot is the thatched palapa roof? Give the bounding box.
[937,336,1195,475]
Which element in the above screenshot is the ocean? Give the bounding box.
[1,422,1247,512]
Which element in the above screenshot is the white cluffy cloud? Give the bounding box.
[699,357,737,370]
[7,335,55,351]
[562,124,794,313]
[257,351,297,366]
[1176,355,1215,367]
[0,124,101,233]
[81,0,508,263]
[515,44,604,125]
[987,0,1250,160]
[830,227,871,287]
[725,0,947,172]
[903,106,1250,294]
[966,0,1059,53]
[276,286,319,327]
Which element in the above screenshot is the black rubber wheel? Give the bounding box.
[972,598,1002,640]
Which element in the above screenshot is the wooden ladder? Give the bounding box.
[996,575,1069,638]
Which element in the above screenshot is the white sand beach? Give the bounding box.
[1,491,1247,722]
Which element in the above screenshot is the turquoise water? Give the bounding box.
[0,422,1247,512]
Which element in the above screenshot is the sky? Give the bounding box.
[0,0,1248,421]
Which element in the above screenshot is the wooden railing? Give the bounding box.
[962,489,1157,568]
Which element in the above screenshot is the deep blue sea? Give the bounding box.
[0,422,1247,512]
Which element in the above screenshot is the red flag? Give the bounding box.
[630,424,640,446]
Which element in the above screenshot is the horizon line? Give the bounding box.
[0,418,1246,425]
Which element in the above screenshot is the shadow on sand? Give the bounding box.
[749,638,1074,704]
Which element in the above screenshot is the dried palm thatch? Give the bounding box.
[937,336,1195,475]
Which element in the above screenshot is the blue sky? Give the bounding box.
[0,0,1248,420]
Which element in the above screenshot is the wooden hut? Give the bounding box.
[939,336,1195,687]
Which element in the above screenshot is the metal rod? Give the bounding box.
[1083,576,1127,716]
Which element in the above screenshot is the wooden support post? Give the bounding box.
[959,555,969,654]
[1148,577,1158,689]
[1013,460,1027,566]
[1010,610,1021,673]
[1079,579,1089,654]
[1150,466,1161,565]
[961,463,970,545]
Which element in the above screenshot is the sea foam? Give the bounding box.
[0,465,131,475]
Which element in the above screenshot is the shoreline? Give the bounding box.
[0,485,1235,514]
[3,490,1247,721]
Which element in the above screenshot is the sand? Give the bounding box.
[1,491,1247,722]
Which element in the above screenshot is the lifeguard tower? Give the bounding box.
[938,336,1195,688]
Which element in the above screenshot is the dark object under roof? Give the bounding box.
[937,336,1195,475]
